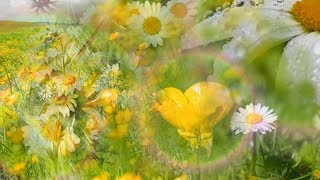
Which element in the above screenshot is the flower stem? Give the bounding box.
[250,132,257,176]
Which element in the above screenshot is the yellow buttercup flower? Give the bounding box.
[154,82,233,148]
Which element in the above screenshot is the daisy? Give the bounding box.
[166,0,197,21]
[43,93,78,118]
[38,84,53,101]
[231,103,277,134]
[130,1,171,47]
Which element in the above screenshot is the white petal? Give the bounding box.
[280,32,320,103]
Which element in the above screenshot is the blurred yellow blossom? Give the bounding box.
[117,173,141,180]
[109,32,120,41]
[174,174,188,180]
[10,162,26,175]
[43,120,62,145]
[154,82,233,148]
[92,172,109,180]
[88,89,118,114]
[314,169,320,179]
[6,127,24,144]
[31,155,39,164]
[109,109,132,138]
[58,127,81,156]
[0,89,19,105]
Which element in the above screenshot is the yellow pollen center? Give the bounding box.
[291,0,320,31]
[143,17,161,35]
[246,113,263,124]
[170,3,188,18]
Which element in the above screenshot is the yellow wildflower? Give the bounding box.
[11,162,26,175]
[6,127,24,144]
[31,155,39,164]
[88,89,118,107]
[175,174,188,180]
[92,172,109,180]
[109,109,132,138]
[154,82,233,148]
[314,169,320,179]
[117,173,141,180]
[58,127,81,156]
[109,32,120,41]
[43,120,62,145]
[0,89,18,105]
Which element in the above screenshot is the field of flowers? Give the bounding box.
[0,0,320,179]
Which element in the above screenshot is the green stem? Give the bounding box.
[291,171,315,180]
[250,132,257,176]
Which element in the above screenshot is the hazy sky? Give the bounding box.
[0,0,93,22]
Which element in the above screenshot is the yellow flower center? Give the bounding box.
[54,94,68,105]
[63,76,76,85]
[246,113,263,124]
[291,0,320,31]
[170,3,188,18]
[143,17,161,35]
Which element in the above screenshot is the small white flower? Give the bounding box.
[39,85,53,101]
[231,103,277,134]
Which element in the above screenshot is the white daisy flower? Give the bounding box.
[166,0,197,21]
[38,85,53,101]
[231,103,278,134]
[130,1,171,47]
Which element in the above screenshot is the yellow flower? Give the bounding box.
[58,127,81,156]
[43,120,62,145]
[109,109,132,138]
[11,162,26,175]
[175,174,188,180]
[117,173,141,180]
[0,74,10,85]
[31,155,39,164]
[109,32,120,41]
[6,127,24,144]
[154,82,233,148]
[0,89,18,105]
[88,89,118,107]
[314,169,320,179]
[92,172,109,180]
